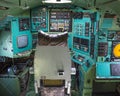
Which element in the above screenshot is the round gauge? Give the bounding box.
[113,43,120,58]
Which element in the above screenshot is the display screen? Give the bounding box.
[17,35,28,48]
[49,11,72,32]
[110,64,120,76]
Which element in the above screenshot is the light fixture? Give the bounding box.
[42,0,72,3]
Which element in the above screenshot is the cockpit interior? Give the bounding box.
[0,0,120,96]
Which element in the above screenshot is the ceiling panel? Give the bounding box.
[0,0,120,18]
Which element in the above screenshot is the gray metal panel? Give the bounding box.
[34,45,71,85]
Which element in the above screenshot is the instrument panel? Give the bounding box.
[97,23,120,78]
[31,7,72,32]
[71,10,99,72]
[49,11,72,32]
[73,37,89,53]
[31,8,48,32]
[19,18,30,31]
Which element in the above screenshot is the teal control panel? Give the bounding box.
[31,7,48,32]
[71,10,99,72]
[0,16,32,58]
[12,17,32,55]
[96,15,120,79]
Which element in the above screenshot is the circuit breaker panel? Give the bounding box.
[71,10,99,72]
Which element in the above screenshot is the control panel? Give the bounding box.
[31,7,72,32]
[71,10,99,72]
[72,52,94,72]
[0,17,32,58]
[12,17,32,57]
[49,11,72,32]
[31,7,48,32]
[97,30,120,61]
[72,11,98,57]
[98,42,108,57]
[19,18,30,31]
[96,15,120,78]
[73,37,89,53]
[96,62,120,78]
